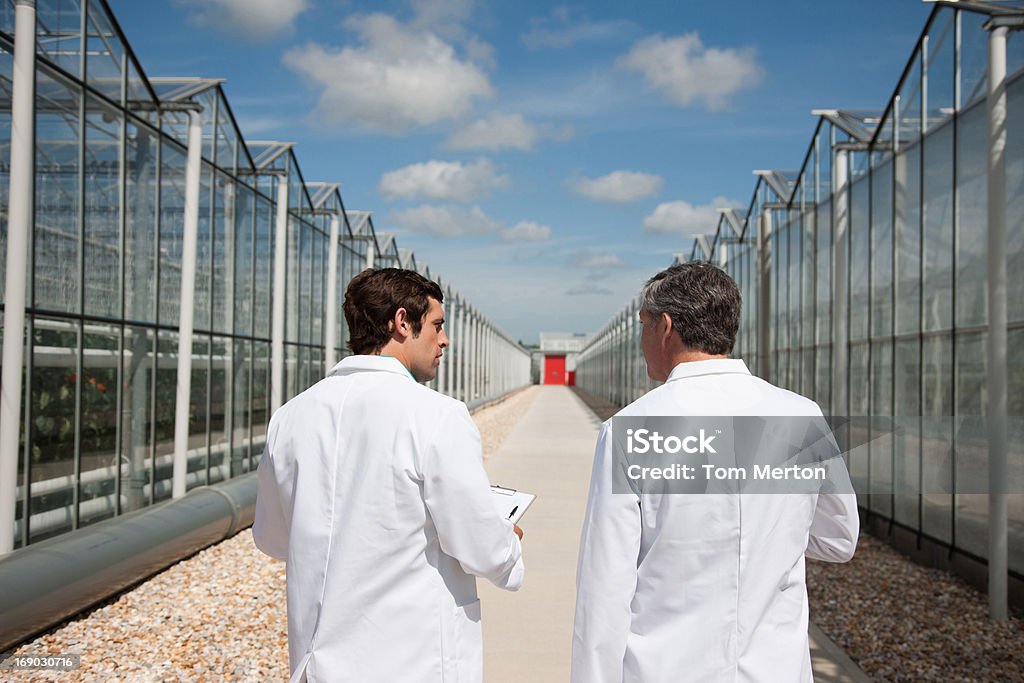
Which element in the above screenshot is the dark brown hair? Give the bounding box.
[640,261,741,356]
[344,268,445,354]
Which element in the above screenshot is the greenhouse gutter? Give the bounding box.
[0,473,257,653]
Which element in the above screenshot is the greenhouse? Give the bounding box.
[577,1,1024,615]
[0,0,531,554]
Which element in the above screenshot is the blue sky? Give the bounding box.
[108,0,932,345]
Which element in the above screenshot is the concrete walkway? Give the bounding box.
[480,385,870,683]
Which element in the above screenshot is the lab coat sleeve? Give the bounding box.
[571,421,641,683]
[253,417,290,562]
[806,455,859,562]
[421,403,524,590]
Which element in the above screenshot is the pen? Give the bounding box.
[508,506,518,520]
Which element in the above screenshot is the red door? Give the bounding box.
[567,371,576,386]
[544,355,566,385]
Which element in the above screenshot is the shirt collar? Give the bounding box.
[666,358,751,382]
[326,354,416,381]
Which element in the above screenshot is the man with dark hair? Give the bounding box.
[254,268,524,683]
[572,262,858,682]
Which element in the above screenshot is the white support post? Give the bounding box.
[324,214,340,371]
[456,296,466,401]
[986,21,1009,621]
[365,241,375,270]
[171,111,203,499]
[271,178,289,413]
[0,0,37,555]
[832,149,850,418]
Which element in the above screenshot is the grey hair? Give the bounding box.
[640,262,741,355]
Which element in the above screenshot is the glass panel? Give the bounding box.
[871,159,893,337]
[848,343,869,495]
[152,330,177,503]
[158,140,186,326]
[36,0,82,77]
[312,231,323,349]
[802,206,815,351]
[894,338,920,528]
[956,101,987,327]
[1008,328,1024,573]
[1008,75,1024,323]
[895,50,922,150]
[286,216,299,344]
[254,195,273,338]
[78,323,118,528]
[921,334,953,543]
[35,68,81,314]
[234,184,254,336]
[28,318,79,543]
[121,325,153,512]
[83,95,120,318]
[232,339,250,476]
[193,163,213,333]
[954,332,986,559]
[869,342,892,518]
[815,199,832,346]
[124,117,157,323]
[849,175,870,341]
[85,0,123,103]
[211,170,232,334]
[186,336,208,492]
[959,10,989,111]
[209,336,230,481]
[894,143,921,335]
[922,123,953,332]
[923,9,954,134]
[251,340,270,453]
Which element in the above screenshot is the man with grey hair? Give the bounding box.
[571,262,859,682]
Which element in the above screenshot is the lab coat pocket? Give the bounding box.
[442,598,483,682]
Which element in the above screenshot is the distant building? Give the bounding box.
[533,332,589,386]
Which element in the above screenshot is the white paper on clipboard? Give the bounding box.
[491,485,536,524]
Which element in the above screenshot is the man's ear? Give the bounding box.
[392,307,411,339]
[660,312,674,342]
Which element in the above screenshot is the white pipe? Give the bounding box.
[171,111,203,499]
[270,179,289,413]
[0,0,37,556]
[325,214,340,371]
[986,23,1008,621]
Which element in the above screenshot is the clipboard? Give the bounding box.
[491,485,536,525]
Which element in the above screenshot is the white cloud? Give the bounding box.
[643,196,740,235]
[502,221,552,242]
[379,159,507,202]
[618,32,762,111]
[283,13,493,133]
[566,285,613,296]
[573,171,663,203]
[522,7,638,50]
[391,204,502,237]
[179,0,308,39]
[569,251,628,270]
[445,113,538,151]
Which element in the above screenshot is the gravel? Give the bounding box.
[807,533,1024,682]
[6,385,1020,682]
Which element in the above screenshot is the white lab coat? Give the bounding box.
[571,359,858,683]
[253,355,523,683]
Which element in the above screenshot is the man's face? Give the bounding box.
[639,308,668,382]
[407,297,448,383]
